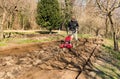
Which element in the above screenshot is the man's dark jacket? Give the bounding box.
[68,20,79,32]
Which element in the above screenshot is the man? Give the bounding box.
[68,16,79,41]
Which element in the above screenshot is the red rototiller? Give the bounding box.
[60,35,73,49]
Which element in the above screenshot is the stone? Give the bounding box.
[19,57,32,65]
[0,72,5,78]
[1,56,16,66]
[33,59,42,66]
[6,72,15,79]
[40,50,45,53]
[4,56,13,61]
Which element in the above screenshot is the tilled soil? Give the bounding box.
[0,38,103,79]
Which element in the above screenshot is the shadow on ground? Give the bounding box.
[35,30,57,34]
[0,38,119,79]
[80,44,120,79]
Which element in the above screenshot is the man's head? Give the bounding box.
[71,15,76,21]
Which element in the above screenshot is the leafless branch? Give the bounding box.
[96,0,107,13]
[111,1,120,11]
[110,0,117,10]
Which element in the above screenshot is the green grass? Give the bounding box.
[94,43,120,79]
[0,42,7,46]
[0,33,94,47]
[103,45,120,61]
[91,37,120,79]
[16,39,43,44]
[78,34,93,38]
[104,38,114,47]
[0,31,65,46]
[95,63,120,79]
[0,38,15,47]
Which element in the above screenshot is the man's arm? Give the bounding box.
[76,21,79,28]
[75,21,79,30]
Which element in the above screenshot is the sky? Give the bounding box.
[74,0,87,6]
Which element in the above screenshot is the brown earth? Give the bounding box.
[0,38,103,79]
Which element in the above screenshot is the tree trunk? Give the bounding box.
[95,28,100,36]
[0,24,4,39]
[0,12,6,39]
[49,28,52,34]
[113,32,119,51]
[9,14,15,30]
[108,14,119,51]
[105,16,109,38]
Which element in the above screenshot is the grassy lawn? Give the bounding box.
[93,38,120,79]
[0,42,7,46]
[95,48,120,79]
[0,36,63,46]
[78,34,93,38]
[0,31,66,47]
[0,31,94,47]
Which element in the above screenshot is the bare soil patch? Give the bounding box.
[0,38,103,79]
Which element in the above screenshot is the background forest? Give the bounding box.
[0,0,120,50]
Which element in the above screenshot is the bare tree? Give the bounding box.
[0,0,37,39]
[0,0,20,39]
[96,0,120,51]
[15,0,37,30]
[73,0,104,36]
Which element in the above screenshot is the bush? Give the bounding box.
[36,0,62,33]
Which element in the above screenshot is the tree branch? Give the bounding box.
[111,0,120,12]
[110,0,117,10]
[96,0,107,13]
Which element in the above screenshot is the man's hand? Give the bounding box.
[76,28,80,33]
